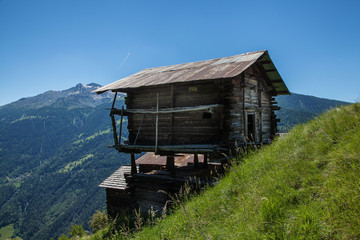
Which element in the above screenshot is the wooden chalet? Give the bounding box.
[96,50,290,215]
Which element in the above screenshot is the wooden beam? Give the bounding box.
[166,156,175,177]
[259,60,272,64]
[257,80,262,143]
[255,62,275,92]
[170,85,174,145]
[110,104,222,115]
[111,92,119,146]
[194,154,199,168]
[114,144,227,154]
[111,92,118,110]
[131,153,137,175]
[271,106,281,111]
[119,106,124,145]
[270,79,283,83]
[134,114,145,145]
[276,91,290,95]
[111,114,119,146]
[155,92,159,153]
[242,74,246,139]
[203,153,208,168]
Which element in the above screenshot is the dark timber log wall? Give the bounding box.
[124,68,277,148]
[224,65,276,145]
[125,81,222,146]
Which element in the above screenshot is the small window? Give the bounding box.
[203,112,212,119]
[188,86,198,92]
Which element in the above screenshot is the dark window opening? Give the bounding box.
[247,114,255,141]
[203,112,212,119]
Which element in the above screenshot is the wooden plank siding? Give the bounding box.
[121,66,277,149]
[125,81,223,146]
[224,65,276,145]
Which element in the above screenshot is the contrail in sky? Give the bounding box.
[119,52,131,68]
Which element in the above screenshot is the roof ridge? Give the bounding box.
[94,50,291,95]
[142,50,268,71]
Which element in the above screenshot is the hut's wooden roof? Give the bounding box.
[95,50,289,95]
[99,153,205,189]
[136,152,203,167]
[99,165,133,190]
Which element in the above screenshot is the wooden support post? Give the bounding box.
[194,154,199,168]
[131,153,137,175]
[166,156,175,177]
[111,92,118,109]
[257,80,262,143]
[155,92,159,153]
[242,74,246,142]
[111,92,119,146]
[258,111,262,143]
[170,85,174,145]
[119,106,124,145]
[166,156,171,169]
[203,153,208,168]
[134,114,145,145]
[111,115,119,146]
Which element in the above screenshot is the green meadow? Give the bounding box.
[81,103,360,239]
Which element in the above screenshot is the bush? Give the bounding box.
[69,224,85,238]
[57,234,69,240]
[90,210,109,233]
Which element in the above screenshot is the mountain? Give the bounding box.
[276,92,350,132]
[0,86,350,240]
[1,83,114,110]
[0,84,129,240]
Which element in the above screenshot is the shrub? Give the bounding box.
[69,224,85,238]
[57,234,69,240]
[90,210,109,233]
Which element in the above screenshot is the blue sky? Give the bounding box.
[0,0,359,106]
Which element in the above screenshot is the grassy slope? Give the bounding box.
[131,103,360,239]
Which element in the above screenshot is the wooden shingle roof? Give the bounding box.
[95,50,289,95]
[99,165,133,190]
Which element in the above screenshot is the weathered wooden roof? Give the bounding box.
[99,153,206,189]
[99,165,133,190]
[136,152,204,167]
[95,50,289,95]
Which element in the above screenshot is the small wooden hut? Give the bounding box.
[96,50,290,214]
[99,153,224,216]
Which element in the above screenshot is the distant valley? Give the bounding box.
[276,93,349,132]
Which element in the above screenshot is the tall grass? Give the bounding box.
[83,103,360,239]
[132,103,360,239]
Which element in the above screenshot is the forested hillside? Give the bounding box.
[276,92,349,131]
[0,84,129,240]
